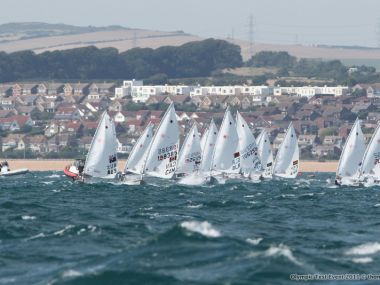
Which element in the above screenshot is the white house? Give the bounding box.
[114,79,144,99]
[131,86,162,103]
[117,139,128,154]
[280,86,349,99]
[114,111,127,123]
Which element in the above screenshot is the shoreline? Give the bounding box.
[1,159,338,173]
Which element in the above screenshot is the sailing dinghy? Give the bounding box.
[335,118,366,186]
[142,103,180,179]
[211,107,240,182]
[64,111,118,182]
[235,111,262,181]
[200,119,218,177]
[176,123,205,185]
[273,122,299,179]
[358,123,380,186]
[256,130,274,179]
[121,122,154,185]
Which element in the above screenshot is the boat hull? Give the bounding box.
[0,168,29,176]
[63,168,79,179]
[120,173,143,185]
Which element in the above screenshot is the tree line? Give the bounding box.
[1,42,379,86]
[0,39,243,83]
[245,51,380,85]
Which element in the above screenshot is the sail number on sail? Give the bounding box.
[185,151,202,172]
[157,143,179,175]
[241,143,258,159]
[107,154,118,175]
[290,160,299,176]
[374,152,380,165]
[185,152,201,164]
[232,152,240,170]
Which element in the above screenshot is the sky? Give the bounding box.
[1,0,380,47]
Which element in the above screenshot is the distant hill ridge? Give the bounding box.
[0,22,129,41]
[1,22,380,68]
[0,22,128,34]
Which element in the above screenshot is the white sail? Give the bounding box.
[360,123,380,180]
[200,127,209,152]
[211,107,240,174]
[256,129,274,178]
[336,118,366,180]
[273,122,299,178]
[84,111,118,178]
[200,119,218,173]
[177,123,202,175]
[236,112,262,175]
[124,122,154,175]
[143,103,180,179]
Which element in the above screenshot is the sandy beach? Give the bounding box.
[1,159,338,173]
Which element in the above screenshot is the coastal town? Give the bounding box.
[0,79,378,160]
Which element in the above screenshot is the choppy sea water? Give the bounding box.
[1,172,380,285]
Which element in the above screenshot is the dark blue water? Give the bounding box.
[1,172,380,285]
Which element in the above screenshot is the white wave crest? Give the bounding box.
[181,221,221,238]
[351,257,373,264]
[62,269,82,278]
[374,204,380,207]
[54,225,75,236]
[87,225,97,232]
[77,228,86,235]
[22,215,36,220]
[47,174,61,178]
[246,237,263,245]
[265,244,302,266]
[300,193,314,197]
[187,204,203,209]
[280,194,296,198]
[345,242,380,256]
[26,233,45,240]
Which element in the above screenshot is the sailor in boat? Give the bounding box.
[335,175,342,186]
[0,161,10,173]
